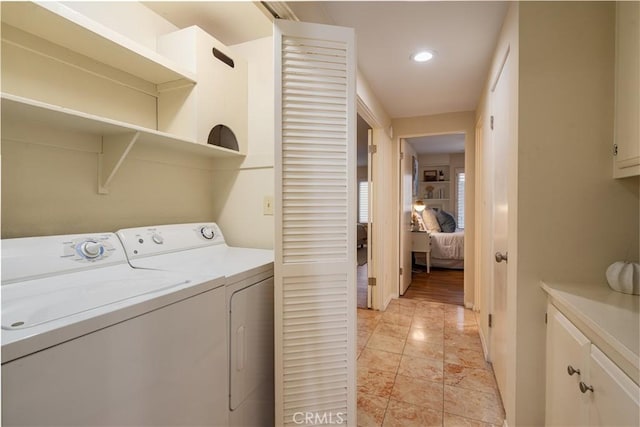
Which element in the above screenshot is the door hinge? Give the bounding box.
[368,277,377,287]
[368,144,377,154]
[490,115,494,130]
[545,312,548,324]
[400,152,404,160]
[488,313,493,328]
[613,144,618,156]
[399,267,403,276]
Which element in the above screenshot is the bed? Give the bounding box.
[429,230,464,269]
[414,208,464,269]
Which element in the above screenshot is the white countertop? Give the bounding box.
[541,281,639,384]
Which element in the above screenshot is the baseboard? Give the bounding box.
[478,320,489,360]
[464,301,474,310]
[382,293,394,311]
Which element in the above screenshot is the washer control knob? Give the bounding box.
[152,233,164,244]
[200,226,215,240]
[79,241,103,259]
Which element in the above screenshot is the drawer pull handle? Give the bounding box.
[579,382,594,393]
[567,365,581,376]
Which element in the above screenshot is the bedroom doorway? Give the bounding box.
[400,133,466,306]
[357,114,373,308]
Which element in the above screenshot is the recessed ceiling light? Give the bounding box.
[412,50,434,63]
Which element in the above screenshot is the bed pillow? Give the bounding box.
[422,208,441,232]
[436,210,456,233]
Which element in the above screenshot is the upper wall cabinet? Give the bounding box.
[157,26,248,155]
[613,1,640,178]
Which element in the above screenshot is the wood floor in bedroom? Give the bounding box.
[404,268,464,306]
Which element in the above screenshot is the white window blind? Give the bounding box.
[456,171,465,229]
[358,181,368,223]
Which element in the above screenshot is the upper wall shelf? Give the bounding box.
[1,93,242,159]
[2,93,243,194]
[1,1,196,86]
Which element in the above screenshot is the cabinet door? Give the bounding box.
[587,345,640,426]
[546,304,590,426]
[614,1,640,178]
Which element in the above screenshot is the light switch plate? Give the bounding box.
[263,196,274,215]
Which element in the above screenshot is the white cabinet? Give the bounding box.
[545,304,640,426]
[158,26,248,154]
[613,1,640,178]
[545,304,590,426]
[411,231,431,273]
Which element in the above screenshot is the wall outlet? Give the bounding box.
[263,196,274,215]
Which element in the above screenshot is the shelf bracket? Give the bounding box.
[98,132,140,194]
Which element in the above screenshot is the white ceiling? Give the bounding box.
[143,1,508,155]
[408,133,465,155]
[286,1,508,119]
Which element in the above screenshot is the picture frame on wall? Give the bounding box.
[424,170,438,182]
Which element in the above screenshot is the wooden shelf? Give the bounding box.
[1,1,196,86]
[2,93,244,193]
[423,180,450,184]
[423,198,450,201]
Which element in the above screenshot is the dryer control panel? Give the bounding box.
[117,223,226,259]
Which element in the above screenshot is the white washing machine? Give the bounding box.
[1,232,228,426]
[117,223,274,427]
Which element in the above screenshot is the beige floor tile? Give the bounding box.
[389,374,443,411]
[382,399,442,427]
[403,338,444,360]
[444,363,500,395]
[443,412,499,427]
[444,385,505,425]
[367,332,406,354]
[359,317,381,334]
[444,347,490,370]
[397,354,443,382]
[410,315,444,330]
[358,348,402,374]
[407,326,444,343]
[415,301,446,312]
[357,367,396,399]
[357,392,388,427]
[444,331,483,352]
[380,311,413,326]
[374,322,410,339]
[358,331,372,348]
[358,308,383,320]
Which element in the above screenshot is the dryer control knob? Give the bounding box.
[200,226,215,240]
[79,241,103,259]
[152,233,164,244]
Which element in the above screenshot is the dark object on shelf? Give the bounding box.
[424,170,437,182]
[438,170,445,181]
[208,124,239,151]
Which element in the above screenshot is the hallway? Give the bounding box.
[356,300,505,426]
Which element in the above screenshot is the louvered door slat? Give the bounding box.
[276,20,355,426]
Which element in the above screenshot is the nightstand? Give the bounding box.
[411,231,431,273]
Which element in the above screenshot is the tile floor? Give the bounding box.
[357,299,505,427]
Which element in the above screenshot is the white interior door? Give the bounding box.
[367,128,375,308]
[274,20,356,427]
[399,139,413,295]
[489,49,511,399]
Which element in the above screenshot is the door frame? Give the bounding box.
[357,98,383,310]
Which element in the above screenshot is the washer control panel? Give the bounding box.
[62,235,116,263]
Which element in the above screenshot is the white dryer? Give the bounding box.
[117,223,274,427]
[1,232,228,426]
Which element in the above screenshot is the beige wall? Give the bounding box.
[211,36,275,249]
[516,2,639,424]
[392,112,476,308]
[476,3,640,425]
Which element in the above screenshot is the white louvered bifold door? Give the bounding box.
[274,20,356,427]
